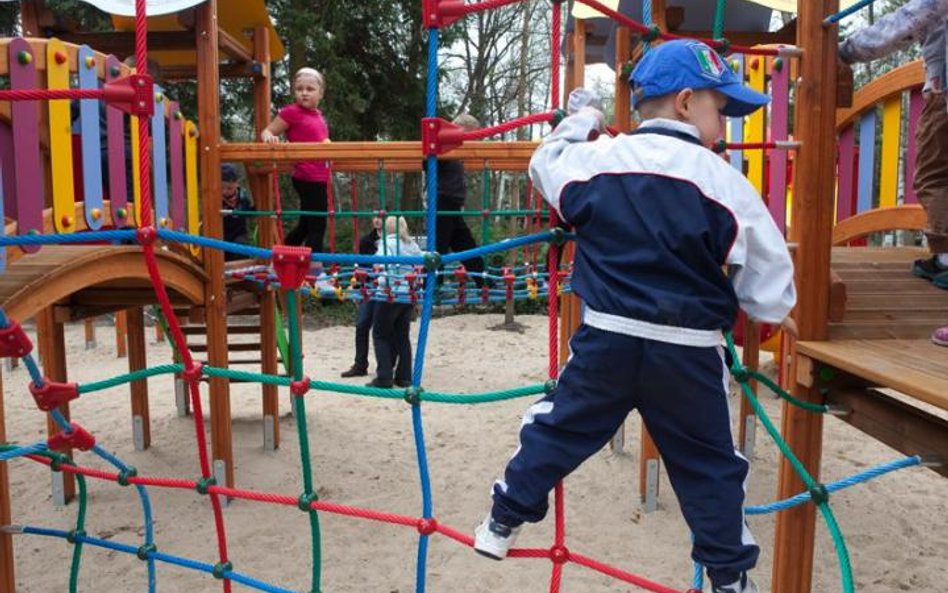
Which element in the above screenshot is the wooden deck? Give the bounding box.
[795,246,947,477]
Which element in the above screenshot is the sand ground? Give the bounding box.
[2,313,945,592]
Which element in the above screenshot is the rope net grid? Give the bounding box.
[0,1,925,593]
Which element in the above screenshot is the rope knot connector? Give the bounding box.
[136,226,157,246]
[291,376,312,397]
[416,518,438,536]
[549,544,570,564]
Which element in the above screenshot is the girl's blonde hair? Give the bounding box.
[294,67,325,89]
[384,216,412,242]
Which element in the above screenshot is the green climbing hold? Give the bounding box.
[298,491,319,511]
[809,483,830,505]
[118,467,138,487]
[423,251,442,271]
[136,543,157,561]
[195,476,217,495]
[404,385,423,405]
[212,561,233,579]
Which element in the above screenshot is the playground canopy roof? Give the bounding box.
[1,0,284,75]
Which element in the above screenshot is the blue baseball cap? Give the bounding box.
[630,40,769,118]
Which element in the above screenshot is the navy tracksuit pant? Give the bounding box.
[490,324,758,586]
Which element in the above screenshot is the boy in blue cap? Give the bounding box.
[474,40,797,593]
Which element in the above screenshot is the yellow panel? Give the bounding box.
[879,96,902,209]
[573,0,618,19]
[185,121,200,257]
[46,38,76,233]
[746,56,766,193]
[112,0,284,67]
[130,115,142,226]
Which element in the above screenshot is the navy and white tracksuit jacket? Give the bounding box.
[490,115,796,586]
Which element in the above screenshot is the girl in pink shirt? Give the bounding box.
[262,67,331,255]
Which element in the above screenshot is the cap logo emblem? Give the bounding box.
[692,45,726,80]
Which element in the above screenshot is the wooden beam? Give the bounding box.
[774,3,839,593]
[825,383,948,478]
[127,307,151,450]
[0,366,14,593]
[37,306,75,503]
[831,205,927,245]
[218,27,253,63]
[197,0,234,490]
[614,27,632,132]
[674,30,797,47]
[251,25,280,450]
[219,141,538,163]
[115,309,127,358]
[19,0,45,37]
[836,60,924,129]
[55,31,195,58]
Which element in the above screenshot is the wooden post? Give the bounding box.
[196,0,234,489]
[738,318,760,457]
[0,367,15,593]
[37,306,74,504]
[772,3,838,593]
[115,310,127,358]
[127,307,151,451]
[19,0,44,37]
[251,24,280,450]
[614,27,632,132]
[83,318,95,349]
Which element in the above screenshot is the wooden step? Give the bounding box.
[188,342,262,353]
[180,325,261,336]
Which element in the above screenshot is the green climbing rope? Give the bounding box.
[286,291,322,593]
[78,365,184,394]
[713,0,727,40]
[724,332,853,593]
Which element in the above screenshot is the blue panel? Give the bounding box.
[0,165,6,272]
[79,45,104,229]
[152,85,169,226]
[729,54,745,172]
[857,110,877,214]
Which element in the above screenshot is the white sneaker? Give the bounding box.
[473,514,521,560]
[712,574,759,593]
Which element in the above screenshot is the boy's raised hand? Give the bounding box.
[567,87,602,114]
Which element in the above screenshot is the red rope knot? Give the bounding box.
[0,321,33,358]
[416,518,438,536]
[29,380,79,411]
[480,284,490,304]
[549,544,570,565]
[290,376,311,397]
[481,209,490,219]
[136,225,157,246]
[272,245,313,291]
[503,267,515,300]
[182,362,204,384]
[48,422,96,452]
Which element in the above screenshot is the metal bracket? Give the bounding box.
[51,472,66,507]
[263,415,275,451]
[741,414,757,460]
[174,377,189,417]
[133,415,145,451]
[213,460,230,507]
[642,459,659,513]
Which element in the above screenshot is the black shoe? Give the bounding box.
[394,379,412,388]
[341,366,368,378]
[912,256,948,280]
[366,378,394,388]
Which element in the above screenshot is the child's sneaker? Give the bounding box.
[932,325,948,347]
[912,256,948,280]
[473,514,521,560]
[711,574,759,593]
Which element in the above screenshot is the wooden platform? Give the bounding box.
[795,246,947,477]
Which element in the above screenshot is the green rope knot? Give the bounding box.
[641,24,662,43]
[212,561,233,580]
[713,139,728,154]
[818,367,836,382]
[136,543,157,561]
[298,491,318,512]
[729,366,751,384]
[620,61,635,81]
[423,251,442,271]
[543,379,558,394]
[549,227,568,246]
[66,529,86,544]
[195,476,217,495]
[118,467,138,487]
[809,483,830,504]
[713,38,731,55]
[404,385,424,405]
[550,109,566,129]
